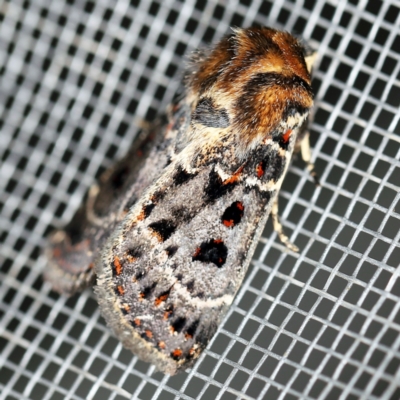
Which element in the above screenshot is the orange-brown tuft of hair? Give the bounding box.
[186,27,314,152]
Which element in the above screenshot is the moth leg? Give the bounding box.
[137,119,152,132]
[300,130,320,186]
[271,198,299,252]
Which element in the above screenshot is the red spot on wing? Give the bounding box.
[117,285,124,295]
[221,201,245,229]
[256,161,265,178]
[158,341,166,349]
[145,330,153,338]
[282,129,292,143]
[192,239,228,267]
[171,349,182,359]
[137,210,145,221]
[154,292,169,306]
[134,318,141,326]
[113,257,122,275]
[222,219,234,227]
[193,247,201,257]
[223,165,244,185]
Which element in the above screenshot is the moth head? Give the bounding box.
[187,27,315,155]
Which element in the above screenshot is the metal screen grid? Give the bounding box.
[0,0,399,399]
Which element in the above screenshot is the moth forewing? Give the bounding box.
[94,27,315,375]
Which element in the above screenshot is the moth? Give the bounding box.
[45,27,317,375]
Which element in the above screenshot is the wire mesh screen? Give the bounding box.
[1,0,399,399]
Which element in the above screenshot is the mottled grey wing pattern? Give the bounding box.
[44,114,178,295]
[95,131,298,375]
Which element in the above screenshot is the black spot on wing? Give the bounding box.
[221,201,244,228]
[135,270,146,281]
[127,247,142,259]
[148,219,177,241]
[173,165,197,186]
[142,203,155,218]
[151,189,166,203]
[175,273,183,281]
[192,239,228,268]
[205,168,237,202]
[171,317,186,333]
[273,135,290,151]
[154,287,171,306]
[186,320,199,339]
[192,98,230,128]
[165,245,178,257]
[121,306,129,315]
[140,282,157,299]
[186,280,195,292]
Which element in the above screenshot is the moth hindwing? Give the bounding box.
[94,26,315,375]
[44,103,185,295]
